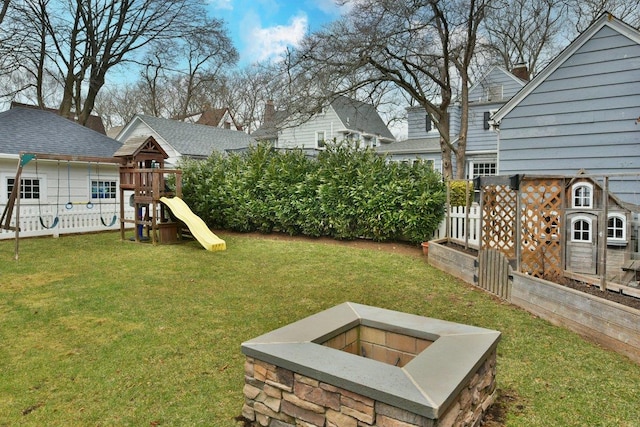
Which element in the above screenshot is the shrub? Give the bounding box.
[180,142,446,244]
[448,180,474,207]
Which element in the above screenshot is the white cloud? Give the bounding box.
[242,12,308,64]
[309,0,353,16]
[208,0,233,10]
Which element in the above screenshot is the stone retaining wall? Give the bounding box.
[241,351,497,427]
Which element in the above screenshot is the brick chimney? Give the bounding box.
[511,63,529,81]
[264,100,275,123]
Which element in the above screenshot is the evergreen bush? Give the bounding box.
[179,142,446,244]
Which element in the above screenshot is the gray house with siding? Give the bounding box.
[491,12,640,206]
[380,66,526,177]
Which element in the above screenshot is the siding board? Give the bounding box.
[497,21,640,205]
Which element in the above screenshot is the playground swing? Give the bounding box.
[90,163,118,227]
[34,158,60,229]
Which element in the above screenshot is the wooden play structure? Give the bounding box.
[114,135,225,250]
[114,135,181,244]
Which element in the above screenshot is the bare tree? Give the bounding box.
[481,0,566,77]
[6,0,234,126]
[0,0,10,26]
[563,0,640,32]
[284,0,489,179]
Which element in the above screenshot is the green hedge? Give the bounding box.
[179,142,446,244]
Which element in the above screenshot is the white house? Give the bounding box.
[252,96,395,154]
[0,107,127,239]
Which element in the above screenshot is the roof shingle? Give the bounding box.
[0,108,122,158]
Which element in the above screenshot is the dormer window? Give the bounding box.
[572,183,593,208]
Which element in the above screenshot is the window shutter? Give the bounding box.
[426,114,432,132]
[483,112,490,130]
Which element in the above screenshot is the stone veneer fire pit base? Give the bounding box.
[241,302,501,427]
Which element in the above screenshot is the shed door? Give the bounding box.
[565,213,597,275]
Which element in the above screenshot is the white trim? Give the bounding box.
[2,173,45,205]
[571,215,593,242]
[607,213,627,243]
[572,182,594,209]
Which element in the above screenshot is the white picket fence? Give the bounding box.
[432,203,481,249]
[0,204,135,240]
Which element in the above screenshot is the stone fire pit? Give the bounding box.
[241,302,501,426]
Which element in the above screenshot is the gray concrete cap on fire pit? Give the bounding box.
[241,302,501,419]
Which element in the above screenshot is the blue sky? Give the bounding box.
[207,0,348,66]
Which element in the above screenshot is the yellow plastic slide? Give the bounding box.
[159,197,226,251]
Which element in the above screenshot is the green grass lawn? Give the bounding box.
[1,232,639,426]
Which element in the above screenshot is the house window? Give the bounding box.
[91,180,117,199]
[7,177,40,200]
[469,161,497,178]
[572,183,593,208]
[316,131,326,149]
[425,114,432,132]
[486,85,503,102]
[571,216,592,242]
[607,214,626,243]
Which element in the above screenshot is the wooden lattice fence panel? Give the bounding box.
[520,178,564,282]
[481,185,517,258]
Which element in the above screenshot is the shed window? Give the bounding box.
[7,177,40,200]
[91,180,117,199]
[572,183,593,208]
[571,217,592,242]
[607,214,626,243]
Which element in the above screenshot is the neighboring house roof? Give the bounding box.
[252,110,288,141]
[491,12,640,124]
[175,106,243,130]
[196,107,243,130]
[120,114,256,158]
[10,101,107,134]
[107,125,124,138]
[330,96,395,141]
[0,107,122,158]
[375,137,441,155]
